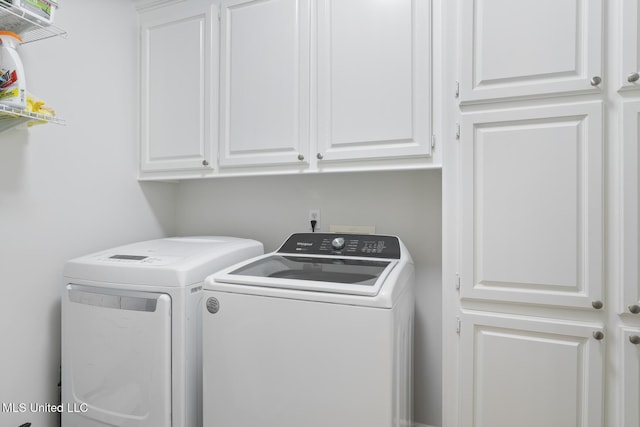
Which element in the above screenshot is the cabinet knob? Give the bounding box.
[202,160,209,166]
[317,153,324,160]
[630,335,640,345]
[592,300,603,310]
[592,331,604,341]
[590,76,602,86]
[297,154,305,161]
[629,304,640,314]
[628,72,640,83]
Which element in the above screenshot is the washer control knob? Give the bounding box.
[331,237,346,251]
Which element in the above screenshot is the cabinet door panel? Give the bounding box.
[621,328,640,427]
[461,102,603,308]
[316,0,431,161]
[622,101,640,314]
[219,0,310,168]
[460,312,604,427]
[620,0,640,90]
[459,0,602,102]
[140,1,216,173]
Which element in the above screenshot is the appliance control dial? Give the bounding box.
[331,237,346,251]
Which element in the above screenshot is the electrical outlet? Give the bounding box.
[308,209,320,232]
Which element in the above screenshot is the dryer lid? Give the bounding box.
[63,236,264,287]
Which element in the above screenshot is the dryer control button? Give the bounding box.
[331,237,346,251]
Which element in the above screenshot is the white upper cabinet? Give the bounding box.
[218,0,310,168]
[620,0,640,90]
[459,0,603,103]
[139,0,437,179]
[622,101,640,316]
[460,102,604,309]
[139,0,218,176]
[316,0,432,162]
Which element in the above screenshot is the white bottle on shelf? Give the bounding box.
[0,30,26,109]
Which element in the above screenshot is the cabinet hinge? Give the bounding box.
[456,317,461,334]
[431,134,436,150]
[455,123,460,140]
[456,273,461,290]
[455,81,460,98]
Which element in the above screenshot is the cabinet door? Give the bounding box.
[621,0,640,90]
[316,0,431,162]
[219,0,310,168]
[621,328,640,427]
[460,102,604,309]
[459,0,603,103]
[140,0,217,173]
[460,312,604,427]
[622,101,640,315]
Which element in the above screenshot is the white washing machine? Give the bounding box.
[202,233,415,427]
[61,236,263,427]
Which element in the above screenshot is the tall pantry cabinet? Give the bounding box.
[443,1,640,426]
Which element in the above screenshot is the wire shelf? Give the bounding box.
[0,103,64,132]
[0,2,66,133]
[0,2,66,43]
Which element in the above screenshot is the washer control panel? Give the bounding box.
[278,233,401,259]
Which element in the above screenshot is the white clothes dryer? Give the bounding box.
[202,233,415,427]
[61,236,263,427]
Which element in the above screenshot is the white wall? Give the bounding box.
[0,1,176,426]
[175,169,443,427]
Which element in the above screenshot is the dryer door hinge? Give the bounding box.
[431,134,436,150]
[456,317,461,334]
[455,81,460,98]
[455,123,461,140]
[456,273,461,290]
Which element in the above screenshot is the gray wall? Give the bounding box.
[175,169,443,426]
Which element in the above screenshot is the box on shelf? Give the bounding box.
[2,0,57,25]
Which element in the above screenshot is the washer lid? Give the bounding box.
[214,253,397,296]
